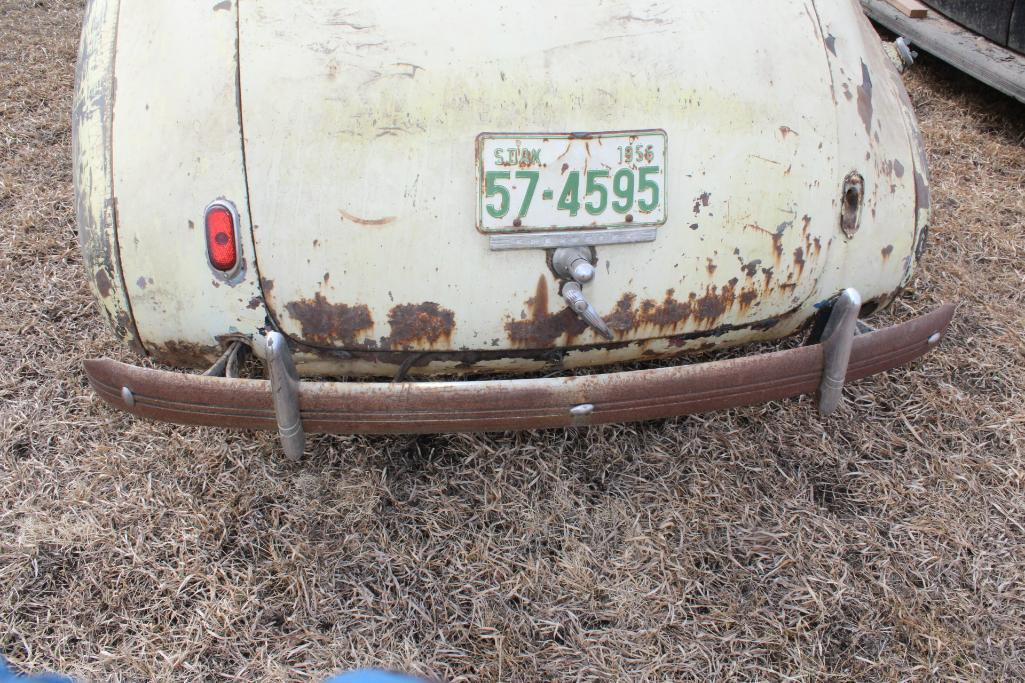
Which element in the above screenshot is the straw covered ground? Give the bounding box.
[1,1,1024,680]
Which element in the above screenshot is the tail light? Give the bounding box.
[205,200,241,276]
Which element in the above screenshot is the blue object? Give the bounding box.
[0,659,72,683]
[325,672,427,683]
[0,658,424,683]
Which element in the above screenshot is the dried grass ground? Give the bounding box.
[2,2,1025,681]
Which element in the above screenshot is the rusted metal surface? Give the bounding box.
[84,304,954,435]
[72,0,142,353]
[387,302,456,348]
[284,296,458,350]
[90,1,267,368]
[148,341,224,368]
[505,276,588,347]
[285,294,374,347]
[268,297,814,381]
[231,0,924,371]
[78,0,935,379]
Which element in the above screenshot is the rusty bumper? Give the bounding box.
[84,305,954,435]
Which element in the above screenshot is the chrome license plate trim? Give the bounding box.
[488,227,657,251]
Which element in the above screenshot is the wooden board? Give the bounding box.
[884,0,930,19]
[863,0,1025,103]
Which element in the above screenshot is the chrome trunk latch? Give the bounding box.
[552,247,613,340]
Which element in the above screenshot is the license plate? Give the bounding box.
[476,130,668,233]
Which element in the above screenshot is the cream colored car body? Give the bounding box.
[74,0,930,378]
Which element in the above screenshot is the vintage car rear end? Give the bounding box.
[75,0,952,453]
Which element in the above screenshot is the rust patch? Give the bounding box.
[506,275,587,347]
[881,244,894,261]
[95,269,112,297]
[780,126,797,139]
[894,159,905,178]
[339,209,397,226]
[824,34,836,55]
[605,281,762,338]
[706,258,718,276]
[738,289,758,313]
[247,296,263,310]
[692,192,711,215]
[135,276,147,290]
[637,290,693,329]
[694,282,733,325]
[113,312,145,355]
[856,61,874,136]
[149,341,221,369]
[260,277,275,293]
[606,293,638,332]
[387,302,455,348]
[285,294,374,346]
[742,260,762,278]
[746,223,787,263]
[793,247,806,276]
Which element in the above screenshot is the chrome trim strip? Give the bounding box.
[489,227,657,251]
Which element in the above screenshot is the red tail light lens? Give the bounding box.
[205,202,239,273]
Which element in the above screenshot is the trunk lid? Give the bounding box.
[238,0,841,354]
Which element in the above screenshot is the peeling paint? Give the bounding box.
[149,340,222,368]
[793,247,806,276]
[386,302,456,348]
[914,170,931,212]
[506,276,587,347]
[285,294,374,346]
[95,269,113,297]
[857,61,874,135]
[636,290,693,330]
[74,0,143,353]
[80,0,932,379]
